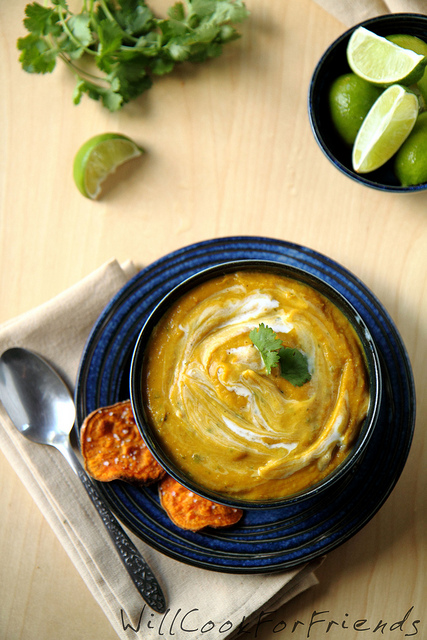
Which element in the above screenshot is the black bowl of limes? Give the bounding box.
[308,13,427,192]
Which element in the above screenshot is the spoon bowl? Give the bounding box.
[0,347,75,448]
[0,347,166,613]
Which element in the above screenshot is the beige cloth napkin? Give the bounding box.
[0,259,322,640]
[313,0,427,26]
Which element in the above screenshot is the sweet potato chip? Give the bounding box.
[159,475,243,531]
[80,400,166,485]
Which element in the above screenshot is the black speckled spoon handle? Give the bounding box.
[74,457,166,613]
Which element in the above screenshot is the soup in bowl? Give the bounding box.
[130,260,382,508]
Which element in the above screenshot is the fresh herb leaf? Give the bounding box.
[168,2,186,22]
[250,323,312,386]
[150,57,175,76]
[23,3,60,37]
[17,33,58,73]
[278,347,312,387]
[96,19,123,68]
[17,0,250,111]
[68,14,92,48]
[249,324,283,375]
[115,2,154,35]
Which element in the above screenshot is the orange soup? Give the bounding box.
[141,271,370,501]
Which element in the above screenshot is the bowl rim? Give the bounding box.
[308,12,427,193]
[130,259,383,509]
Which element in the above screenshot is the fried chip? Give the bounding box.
[80,400,166,485]
[159,475,243,531]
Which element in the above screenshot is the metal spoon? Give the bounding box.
[0,347,166,614]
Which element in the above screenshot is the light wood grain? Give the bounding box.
[1,1,426,639]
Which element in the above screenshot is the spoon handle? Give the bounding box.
[66,447,166,613]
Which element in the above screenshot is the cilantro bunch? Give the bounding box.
[17,0,249,111]
[249,323,312,387]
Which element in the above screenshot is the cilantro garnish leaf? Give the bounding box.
[250,323,312,386]
[249,324,282,375]
[17,0,250,111]
[278,346,312,387]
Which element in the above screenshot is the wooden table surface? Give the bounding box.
[1,1,426,638]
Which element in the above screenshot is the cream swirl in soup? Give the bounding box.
[142,271,370,500]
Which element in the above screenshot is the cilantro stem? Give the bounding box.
[57,53,110,86]
[98,0,115,23]
[57,6,97,56]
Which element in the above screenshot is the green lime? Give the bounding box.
[329,73,383,145]
[347,27,427,86]
[352,84,419,173]
[387,33,427,104]
[73,133,144,199]
[395,111,427,186]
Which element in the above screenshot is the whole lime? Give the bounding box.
[329,73,383,145]
[387,34,427,105]
[395,111,427,186]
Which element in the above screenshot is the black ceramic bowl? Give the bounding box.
[130,259,382,509]
[308,13,427,192]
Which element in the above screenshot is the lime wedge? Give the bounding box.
[352,84,419,173]
[73,133,144,199]
[347,27,427,86]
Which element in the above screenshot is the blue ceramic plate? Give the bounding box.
[75,236,415,573]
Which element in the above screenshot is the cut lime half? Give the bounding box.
[347,27,427,86]
[352,84,419,173]
[73,133,144,199]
